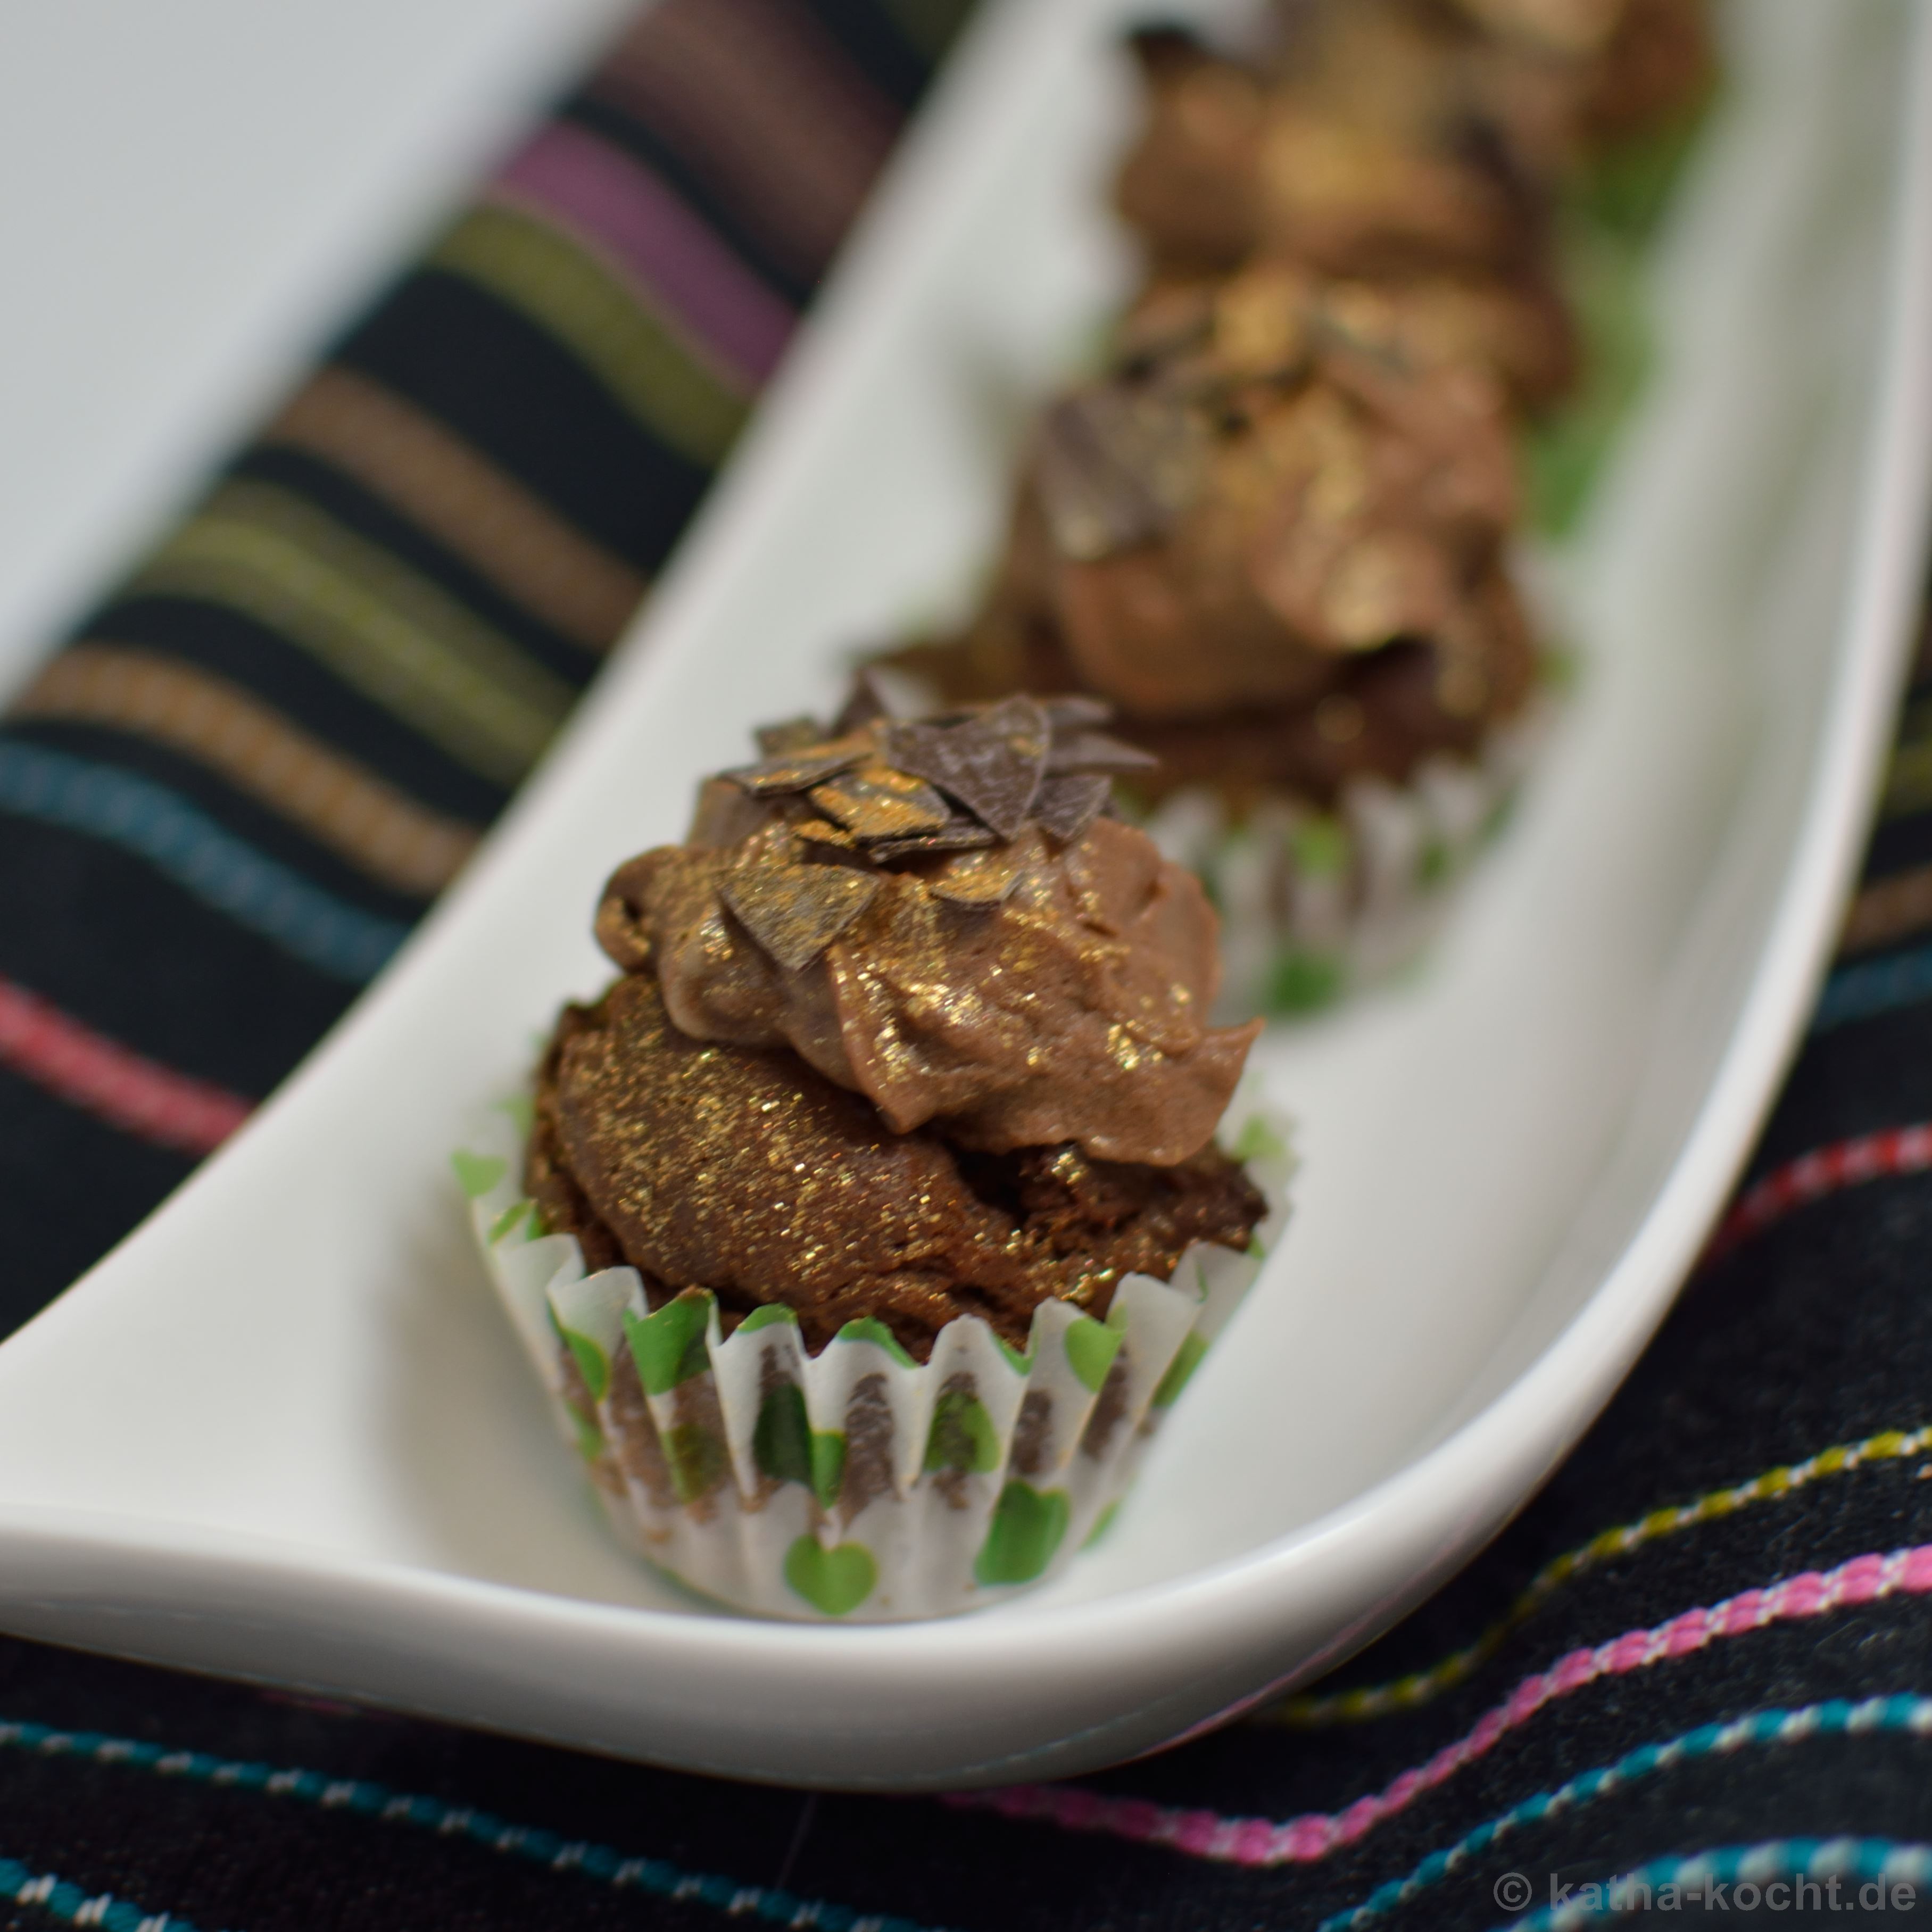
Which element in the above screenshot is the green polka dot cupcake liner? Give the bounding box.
[452,1092,1294,1622]
[1140,713,1545,1022]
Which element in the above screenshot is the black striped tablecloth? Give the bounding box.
[3,6,1932,1928]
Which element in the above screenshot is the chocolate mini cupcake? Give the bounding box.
[1115,0,1713,280]
[456,691,1291,1620]
[879,0,1715,1015]
[1113,0,1713,519]
[1113,8,1585,414]
[885,266,1545,1016]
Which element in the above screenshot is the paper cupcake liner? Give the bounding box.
[1139,710,1546,1022]
[452,1090,1293,1621]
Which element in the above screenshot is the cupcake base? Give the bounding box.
[454,1092,1293,1621]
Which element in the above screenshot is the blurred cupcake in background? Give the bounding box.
[885,260,1543,1014]
[879,0,1713,1014]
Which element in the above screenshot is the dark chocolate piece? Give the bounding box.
[1041,694,1116,731]
[1046,729,1162,775]
[722,848,880,972]
[789,815,859,852]
[833,668,898,735]
[754,716,828,757]
[1033,383,1208,563]
[808,762,953,839]
[928,847,1026,907]
[866,820,1001,861]
[885,696,1050,840]
[725,734,870,795]
[1034,772,1113,843]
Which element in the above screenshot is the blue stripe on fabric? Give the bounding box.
[0,741,409,984]
[0,1718,946,1932]
[1324,1696,1932,1932]
[1813,942,1932,1032]
[1492,1838,1932,1929]
[0,1851,219,1931]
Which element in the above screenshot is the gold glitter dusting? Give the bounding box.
[927,843,1026,907]
[538,974,1265,1358]
[789,815,857,851]
[809,761,953,839]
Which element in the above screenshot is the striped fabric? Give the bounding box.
[0,0,973,1331]
[7,6,1932,1931]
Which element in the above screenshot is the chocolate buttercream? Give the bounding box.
[595,702,1259,1165]
[964,294,1521,726]
[888,591,1535,818]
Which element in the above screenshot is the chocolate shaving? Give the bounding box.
[1041,694,1115,731]
[1046,729,1160,775]
[866,821,1000,861]
[688,776,774,850]
[928,845,1026,907]
[787,816,858,852]
[983,694,1051,755]
[754,716,827,757]
[1033,382,1208,563]
[833,669,897,736]
[721,849,880,972]
[1033,772,1112,844]
[885,696,1049,840]
[809,762,953,840]
[725,733,870,795]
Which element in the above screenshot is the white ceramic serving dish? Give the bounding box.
[0,0,1926,1790]
[0,0,637,704]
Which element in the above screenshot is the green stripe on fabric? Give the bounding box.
[430,204,750,469]
[130,480,575,786]
[874,0,977,60]
[1883,733,1932,820]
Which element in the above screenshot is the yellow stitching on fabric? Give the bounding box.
[874,0,977,59]
[130,480,574,785]
[1259,1423,1932,1727]
[10,646,481,895]
[430,205,749,469]
[265,368,648,654]
[1881,714,1932,820]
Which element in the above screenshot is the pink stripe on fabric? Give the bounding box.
[590,0,898,278]
[492,121,794,384]
[0,975,253,1155]
[1703,1122,1932,1263]
[944,1543,1932,1867]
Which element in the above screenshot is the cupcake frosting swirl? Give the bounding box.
[595,690,1260,1166]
